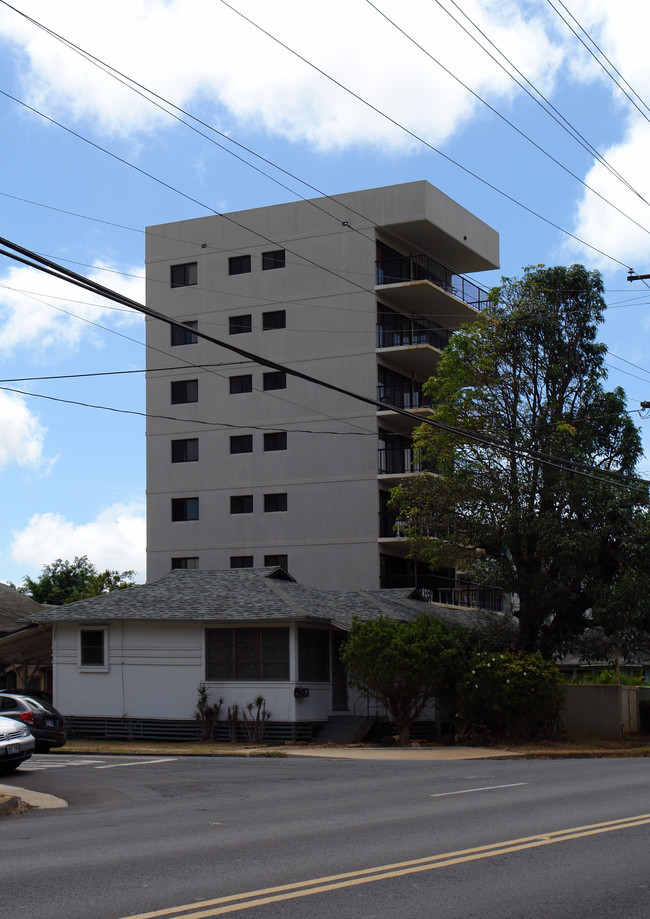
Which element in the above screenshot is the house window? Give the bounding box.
[230,434,253,454]
[298,628,330,681]
[262,310,286,330]
[80,629,106,668]
[171,380,198,404]
[231,495,253,514]
[171,557,199,569]
[264,493,287,513]
[171,438,199,463]
[205,628,290,680]
[229,314,252,335]
[229,254,251,276]
[171,497,199,521]
[230,374,253,394]
[262,250,285,270]
[230,556,254,568]
[264,554,288,570]
[171,262,197,287]
[263,371,286,391]
[171,320,198,346]
[264,431,287,452]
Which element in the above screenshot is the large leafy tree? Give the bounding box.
[340,614,469,745]
[391,265,650,655]
[17,556,135,606]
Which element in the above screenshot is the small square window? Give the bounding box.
[171,380,198,404]
[262,310,286,330]
[264,554,288,570]
[171,438,199,463]
[263,371,286,391]
[171,497,199,521]
[230,374,253,394]
[264,493,287,513]
[231,495,253,514]
[171,557,199,569]
[264,431,287,452]
[230,435,253,454]
[229,314,252,335]
[230,556,254,568]
[229,254,251,275]
[262,250,285,270]
[171,320,198,346]
[80,629,106,667]
[171,262,197,287]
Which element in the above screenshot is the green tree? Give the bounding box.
[340,614,469,745]
[17,556,135,605]
[391,265,650,655]
[459,651,565,741]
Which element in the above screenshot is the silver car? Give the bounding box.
[0,714,35,774]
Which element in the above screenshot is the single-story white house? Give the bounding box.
[26,567,476,742]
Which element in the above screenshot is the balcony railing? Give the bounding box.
[377,317,452,351]
[377,382,432,410]
[376,254,489,310]
[381,572,504,612]
[378,447,433,475]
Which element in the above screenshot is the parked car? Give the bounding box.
[0,713,35,773]
[0,693,66,752]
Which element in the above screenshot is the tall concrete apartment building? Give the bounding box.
[145,180,499,596]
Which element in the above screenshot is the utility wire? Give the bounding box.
[0,233,646,493]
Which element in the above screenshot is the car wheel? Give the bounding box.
[34,743,52,754]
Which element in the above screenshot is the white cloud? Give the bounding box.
[10,502,146,580]
[0,390,51,472]
[0,0,566,150]
[0,262,144,357]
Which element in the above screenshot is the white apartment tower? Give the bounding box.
[145,180,499,596]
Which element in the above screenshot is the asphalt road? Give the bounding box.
[1,753,649,919]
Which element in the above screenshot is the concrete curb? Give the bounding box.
[0,784,68,810]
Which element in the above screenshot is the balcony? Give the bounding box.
[378,446,434,477]
[377,382,432,411]
[377,317,449,376]
[376,254,489,327]
[381,571,505,612]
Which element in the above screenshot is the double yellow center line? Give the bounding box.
[123,814,650,919]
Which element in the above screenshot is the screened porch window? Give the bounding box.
[205,628,289,680]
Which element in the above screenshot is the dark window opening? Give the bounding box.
[229,314,252,334]
[171,438,199,463]
[230,556,254,568]
[229,254,251,275]
[264,493,287,513]
[171,379,198,404]
[263,371,286,391]
[205,628,290,680]
[298,628,330,682]
[230,374,253,394]
[264,554,288,570]
[262,250,285,270]
[262,310,286,330]
[171,262,198,288]
[230,435,253,454]
[171,320,198,346]
[80,630,105,667]
[264,431,287,452]
[231,495,253,514]
[171,497,199,521]
[171,557,199,570]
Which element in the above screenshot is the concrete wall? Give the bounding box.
[563,685,640,739]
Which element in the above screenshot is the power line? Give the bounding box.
[0,232,646,493]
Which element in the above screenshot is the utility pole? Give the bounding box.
[627,270,650,282]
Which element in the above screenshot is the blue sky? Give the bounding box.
[1,0,650,586]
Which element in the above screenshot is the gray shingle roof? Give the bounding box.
[28,567,478,631]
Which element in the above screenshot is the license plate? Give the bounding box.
[7,743,20,755]
[45,719,54,727]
